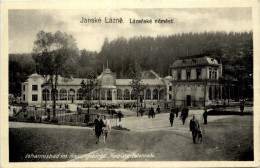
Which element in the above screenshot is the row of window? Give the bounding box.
[177,69,201,80]
[41,88,166,101]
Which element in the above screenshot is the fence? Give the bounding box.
[11,105,119,126]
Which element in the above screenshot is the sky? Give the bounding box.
[8,8,252,53]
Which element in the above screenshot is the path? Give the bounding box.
[120,109,234,132]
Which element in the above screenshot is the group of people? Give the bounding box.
[169,106,209,144]
[169,106,189,126]
[93,114,111,144]
[148,107,156,118]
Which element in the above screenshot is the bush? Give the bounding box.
[51,117,59,123]
[29,116,36,122]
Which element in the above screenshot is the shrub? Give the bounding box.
[51,117,58,123]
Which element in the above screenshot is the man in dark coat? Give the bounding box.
[203,109,208,124]
[180,107,188,125]
[94,114,105,144]
[151,108,155,118]
[169,111,175,126]
[175,106,179,117]
[190,115,200,143]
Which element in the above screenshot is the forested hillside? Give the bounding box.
[9,31,253,96]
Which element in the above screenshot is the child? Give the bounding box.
[103,115,111,143]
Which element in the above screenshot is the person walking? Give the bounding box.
[94,114,105,144]
[103,115,111,144]
[180,107,187,125]
[151,108,155,118]
[240,102,245,115]
[203,108,208,124]
[169,111,175,126]
[156,105,160,113]
[117,111,123,127]
[175,106,179,117]
[189,115,200,143]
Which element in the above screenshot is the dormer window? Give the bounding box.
[192,59,197,64]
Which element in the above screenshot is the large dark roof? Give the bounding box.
[171,55,220,68]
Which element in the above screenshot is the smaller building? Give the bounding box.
[170,54,223,107]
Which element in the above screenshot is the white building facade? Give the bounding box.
[21,69,172,108]
[171,54,222,107]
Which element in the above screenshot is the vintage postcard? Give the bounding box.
[1,0,259,167]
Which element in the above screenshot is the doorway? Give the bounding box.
[186,95,191,106]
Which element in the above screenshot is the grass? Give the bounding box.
[9,115,253,162]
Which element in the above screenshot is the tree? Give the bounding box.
[32,31,79,118]
[128,62,147,117]
[80,70,101,114]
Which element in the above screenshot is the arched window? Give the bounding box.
[93,89,100,100]
[146,89,151,100]
[159,89,164,100]
[76,88,83,100]
[68,89,75,100]
[117,89,122,100]
[51,89,58,100]
[101,90,106,100]
[131,90,136,100]
[124,89,130,100]
[209,86,212,100]
[107,90,112,100]
[60,89,67,100]
[153,89,158,100]
[42,89,50,101]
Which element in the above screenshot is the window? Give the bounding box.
[23,94,25,101]
[192,59,197,64]
[169,86,172,91]
[159,89,164,100]
[124,89,130,100]
[169,94,172,100]
[77,89,83,100]
[32,95,38,101]
[101,90,106,100]
[209,86,212,100]
[214,70,217,79]
[177,72,181,80]
[117,89,122,100]
[107,90,112,100]
[42,89,50,101]
[93,89,100,100]
[209,69,212,79]
[186,71,191,80]
[146,89,151,100]
[153,89,158,100]
[60,89,67,100]
[23,85,25,91]
[131,90,136,100]
[32,85,38,91]
[196,69,201,79]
